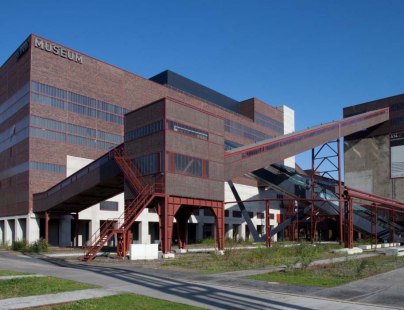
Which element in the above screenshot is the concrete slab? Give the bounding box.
[332,247,363,255]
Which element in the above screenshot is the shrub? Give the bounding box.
[11,238,48,253]
[11,240,28,252]
[31,238,48,253]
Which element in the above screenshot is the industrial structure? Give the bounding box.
[1,34,404,261]
[0,34,293,249]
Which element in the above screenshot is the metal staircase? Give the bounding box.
[83,147,156,262]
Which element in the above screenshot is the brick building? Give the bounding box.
[0,34,294,246]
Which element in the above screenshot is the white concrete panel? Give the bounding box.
[0,220,4,244]
[280,105,295,168]
[27,213,40,243]
[130,243,158,260]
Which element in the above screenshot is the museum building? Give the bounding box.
[0,34,294,246]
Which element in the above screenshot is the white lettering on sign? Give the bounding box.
[34,38,83,64]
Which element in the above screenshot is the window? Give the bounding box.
[167,120,208,140]
[257,212,265,219]
[133,153,162,175]
[233,211,242,218]
[30,161,66,174]
[224,119,272,142]
[100,201,118,211]
[31,81,127,125]
[168,153,209,178]
[224,140,243,151]
[125,120,163,141]
[254,112,284,133]
[224,210,229,217]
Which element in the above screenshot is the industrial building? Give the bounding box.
[0,34,294,248]
[1,34,402,259]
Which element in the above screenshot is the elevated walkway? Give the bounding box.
[33,147,124,214]
[224,108,389,179]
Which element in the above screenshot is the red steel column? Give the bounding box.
[311,148,315,243]
[337,138,343,245]
[211,203,224,251]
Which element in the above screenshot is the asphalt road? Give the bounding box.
[0,250,403,309]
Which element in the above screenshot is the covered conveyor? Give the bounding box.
[224,108,389,180]
[250,164,403,241]
[33,146,125,214]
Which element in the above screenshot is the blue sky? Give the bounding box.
[1,0,403,169]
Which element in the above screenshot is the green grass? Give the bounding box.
[37,293,202,309]
[248,255,404,287]
[0,277,97,299]
[0,270,31,276]
[162,242,343,274]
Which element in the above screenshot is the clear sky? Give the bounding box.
[1,0,403,169]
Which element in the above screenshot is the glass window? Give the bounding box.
[168,152,209,178]
[30,161,66,174]
[100,201,119,211]
[224,119,272,142]
[133,153,162,175]
[125,120,163,141]
[233,211,242,218]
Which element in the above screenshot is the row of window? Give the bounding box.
[255,112,284,134]
[224,119,272,143]
[167,120,208,140]
[31,81,129,125]
[30,161,66,174]
[124,120,163,141]
[0,83,29,124]
[186,209,274,220]
[224,140,243,151]
[167,152,209,178]
[30,127,118,151]
[31,115,122,144]
[0,160,65,183]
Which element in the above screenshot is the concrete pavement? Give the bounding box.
[0,251,402,309]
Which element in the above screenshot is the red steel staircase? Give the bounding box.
[83,146,156,262]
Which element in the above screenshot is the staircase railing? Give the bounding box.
[110,145,145,194]
[83,146,158,262]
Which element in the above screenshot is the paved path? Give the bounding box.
[0,251,402,309]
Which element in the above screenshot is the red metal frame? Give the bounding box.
[311,140,343,244]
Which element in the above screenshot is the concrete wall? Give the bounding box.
[280,105,295,168]
[345,135,404,201]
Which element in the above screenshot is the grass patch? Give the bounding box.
[0,270,31,276]
[248,255,404,287]
[162,242,342,274]
[37,293,202,309]
[0,276,96,299]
